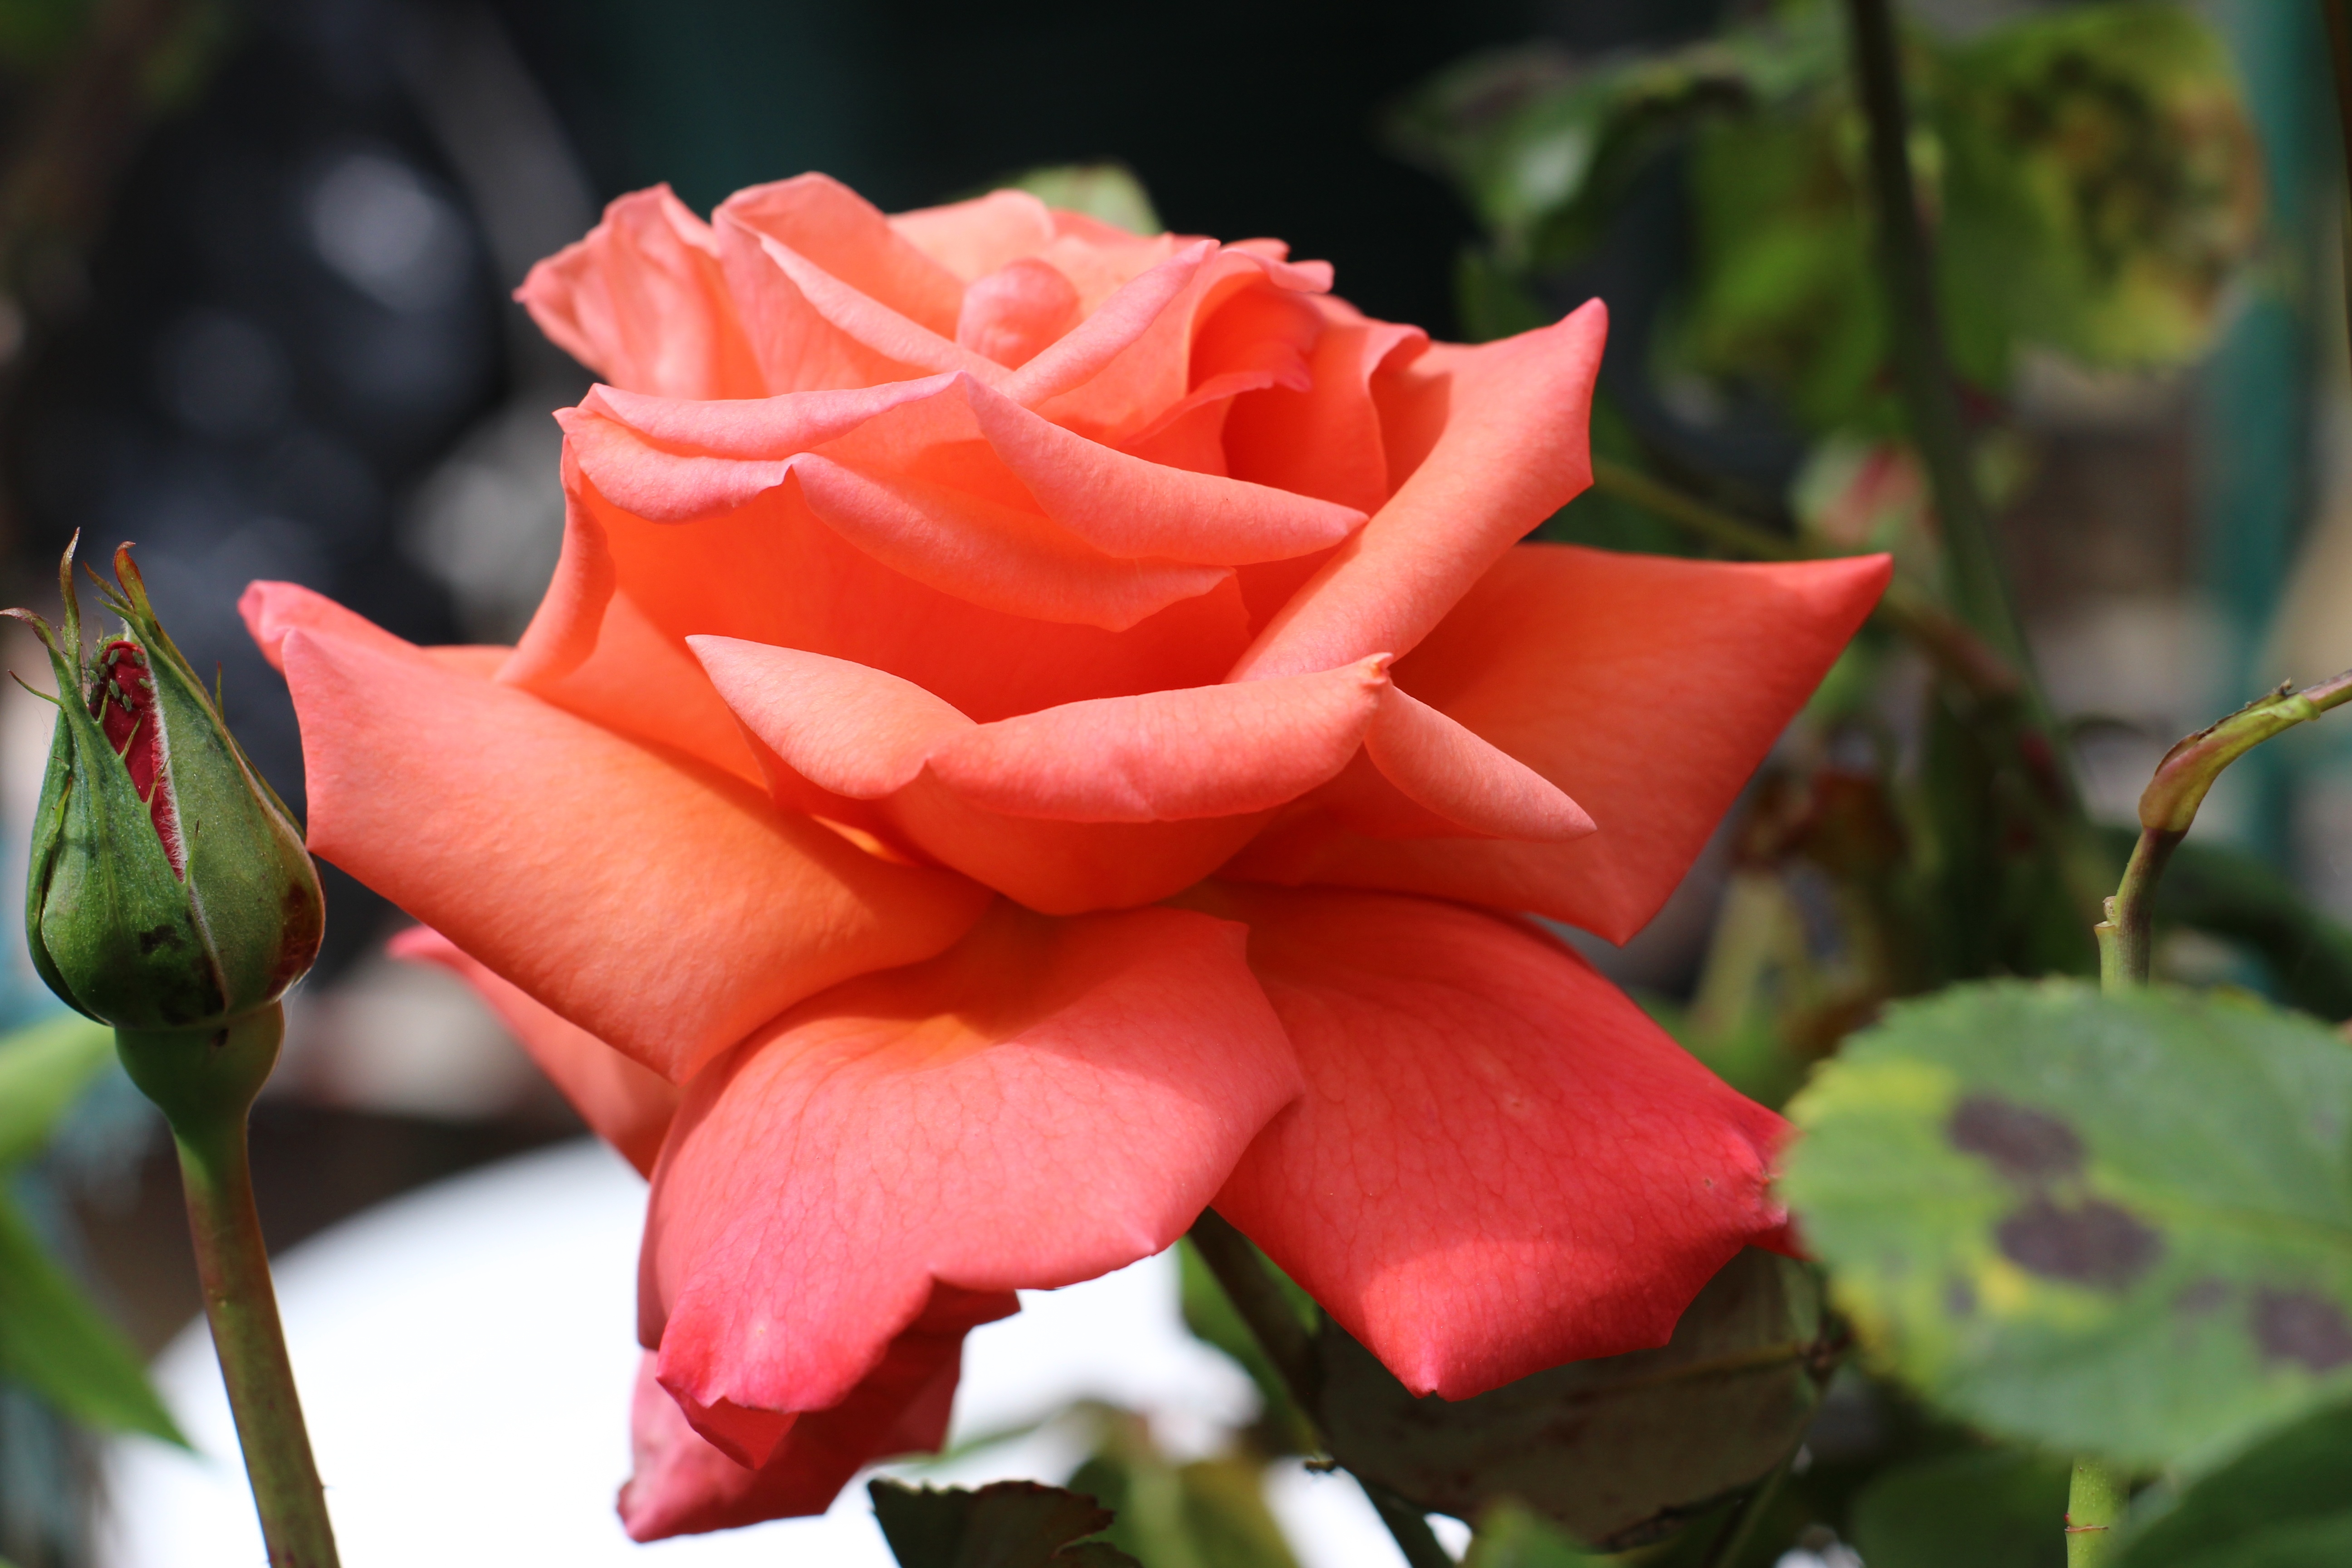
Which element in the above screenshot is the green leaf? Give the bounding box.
[0,1014,113,1167]
[1781,979,2352,1467]
[870,1480,1141,1568]
[1461,1501,1608,1568]
[0,1192,182,1443]
[1316,1248,1828,1552]
[1845,1447,2069,1568]
[2117,1401,2352,1568]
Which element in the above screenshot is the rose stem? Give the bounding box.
[1186,1209,1454,1568]
[115,1004,340,1567]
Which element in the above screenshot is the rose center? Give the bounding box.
[955,257,1081,368]
[92,638,185,873]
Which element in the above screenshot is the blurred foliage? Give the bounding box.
[1067,1410,1298,1568]
[0,1016,179,1445]
[2114,1401,2352,1566]
[1396,0,2259,434]
[1844,1447,2068,1568]
[1783,980,2352,1469]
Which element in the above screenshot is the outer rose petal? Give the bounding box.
[516,186,764,400]
[619,1284,1017,1541]
[271,615,989,1082]
[1228,546,1892,941]
[1202,884,1788,1400]
[1228,301,1608,682]
[388,926,678,1176]
[641,902,1299,1461]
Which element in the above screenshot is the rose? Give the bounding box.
[240,174,1887,1538]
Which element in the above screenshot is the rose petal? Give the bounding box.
[888,188,1059,283]
[693,638,1396,910]
[619,1284,1016,1540]
[561,409,1230,632]
[515,186,764,400]
[1228,301,1609,681]
[572,372,1362,567]
[719,174,967,337]
[388,926,678,1175]
[1202,883,1788,1398]
[274,617,990,1082]
[535,450,1254,724]
[642,902,1299,1454]
[1229,545,1891,940]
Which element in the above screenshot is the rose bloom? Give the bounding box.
[240,174,1885,1539]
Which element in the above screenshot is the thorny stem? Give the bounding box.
[2064,1457,2126,1568]
[115,1006,338,1567]
[1186,1209,1455,1568]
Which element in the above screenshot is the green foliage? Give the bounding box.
[0,1014,111,1167]
[1844,1447,2069,1568]
[1782,980,2352,1468]
[2138,833,2352,1022]
[0,1194,180,1443]
[0,1013,181,1445]
[1403,0,2257,436]
[1067,1411,1296,1568]
[2117,1401,2352,1567]
[871,1480,1141,1568]
[1317,1249,1829,1552]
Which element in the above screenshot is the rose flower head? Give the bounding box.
[238,174,1888,1539]
[12,538,321,1034]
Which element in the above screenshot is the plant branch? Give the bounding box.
[1840,0,2031,674]
[2064,1457,2125,1568]
[1186,1209,1453,1568]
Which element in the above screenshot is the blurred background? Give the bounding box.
[0,0,2345,1563]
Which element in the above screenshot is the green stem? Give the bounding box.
[1186,1210,1454,1568]
[2065,1457,2126,1568]
[116,1005,338,1568]
[2324,0,2352,364]
[1840,0,2030,673]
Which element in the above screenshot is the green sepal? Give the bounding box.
[18,605,221,1029]
[107,551,320,1017]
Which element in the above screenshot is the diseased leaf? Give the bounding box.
[0,1014,113,1167]
[0,1193,181,1443]
[871,1480,1140,1568]
[2117,1402,2352,1568]
[1317,1248,1829,1551]
[1782,979,2352,1467]
[1845,1447,2068,1568]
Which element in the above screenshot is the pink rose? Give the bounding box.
[241,173,1886,1537]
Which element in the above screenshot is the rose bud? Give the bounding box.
[10,537,322,1034]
